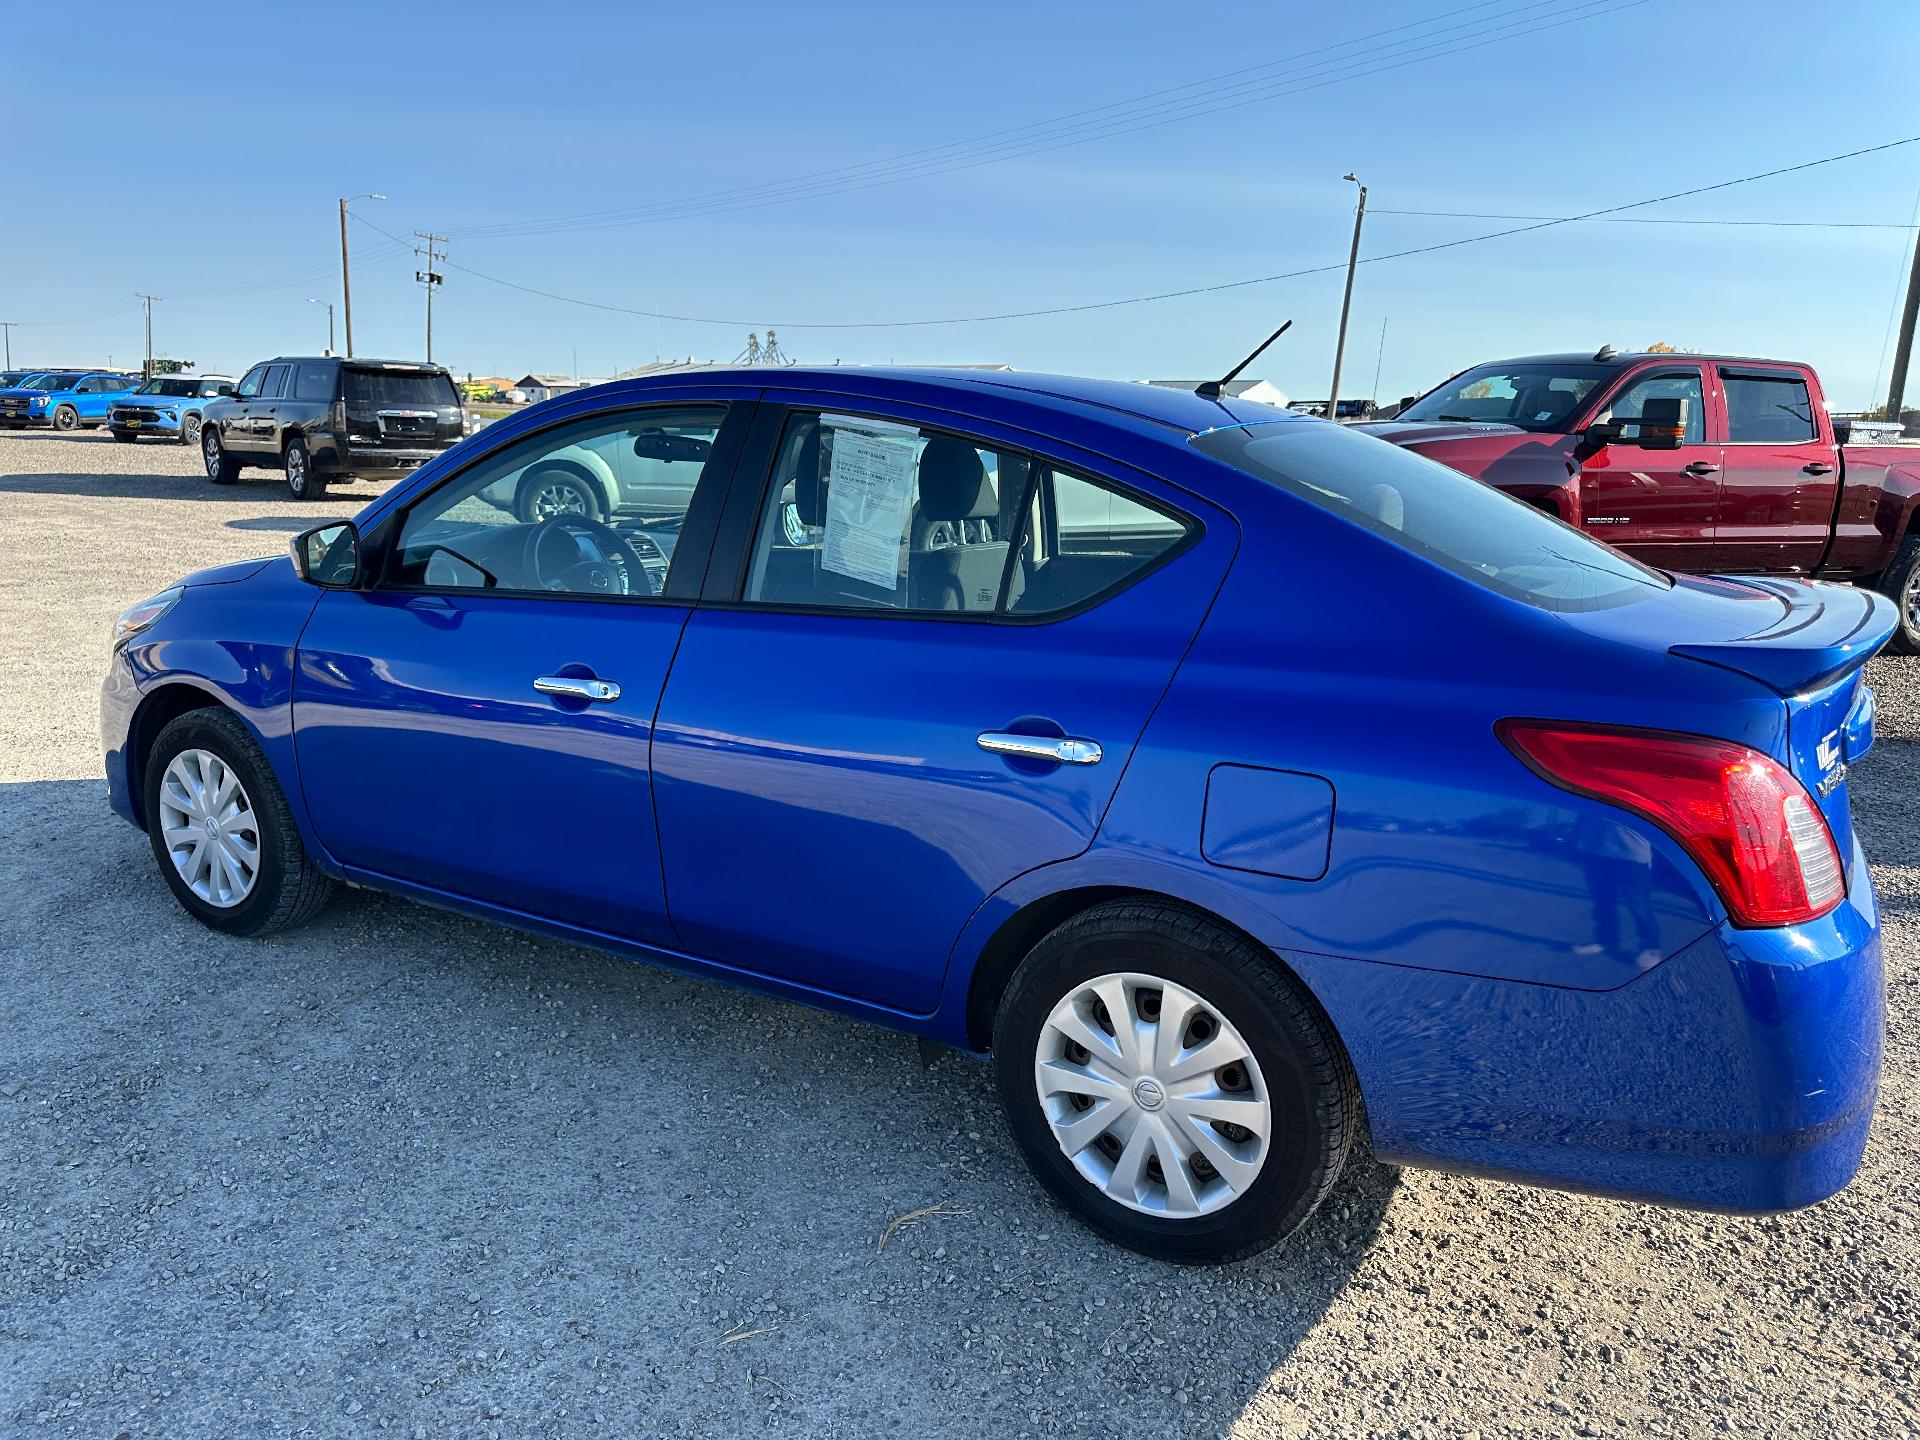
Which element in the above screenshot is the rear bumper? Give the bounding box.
[315,437,451,478]
[1297,839,1883,1213]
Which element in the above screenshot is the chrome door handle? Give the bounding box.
[1682,461,1719,476]
[533,675,621,703]
[977,731,1103,765]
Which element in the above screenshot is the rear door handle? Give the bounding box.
[1683,461,1719,476]
[977,731,1102,765]
[533,675,621,703]
[1802,462,1833,475]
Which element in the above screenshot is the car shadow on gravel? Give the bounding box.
[0,472,381,504]
[2,775,1399,1437]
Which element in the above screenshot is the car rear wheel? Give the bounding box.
[284,436,325,501]
[1873,535,1920,654]
[993,900,1358,1264]
[203,428,239,484]
[53,404,79,432]
[143,708,335,936]
[516,467,603,524]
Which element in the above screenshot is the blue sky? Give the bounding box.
[6,0,1920,407]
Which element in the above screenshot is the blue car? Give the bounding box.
[106,373,235,446]
[100,369,1892,1262]
[0,368,138,430]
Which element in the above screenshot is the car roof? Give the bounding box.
[599,365,1302,437]
[1478,351,1812,371]
[260,356,447,370]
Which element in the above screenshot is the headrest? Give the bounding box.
[918,436,996,521]
[792,428,825,526]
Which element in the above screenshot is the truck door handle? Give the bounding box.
[533,675,621,703]
[1683,461,1719,476]
[1802,462,1833,475]
[977,731,1103,765]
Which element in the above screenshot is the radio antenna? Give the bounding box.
[1197,320,1293,402]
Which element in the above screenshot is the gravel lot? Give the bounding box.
[1,431,1915,1439]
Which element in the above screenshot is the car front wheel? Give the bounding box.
[203,428,239,485]
[181,414,202,447]
[993,900,1358,1264]
[516,467,603,524]
[143,708,335,936]
[53,405,79,432]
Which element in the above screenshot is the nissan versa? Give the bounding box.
[101,369,1892,1263]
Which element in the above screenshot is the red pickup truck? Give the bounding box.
[1360,349,1920,651]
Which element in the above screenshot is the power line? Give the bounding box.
[381,135,1920,331]
[451,0,1644,240]
[1375,208,1920,228]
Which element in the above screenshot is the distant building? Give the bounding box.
[1143,377,1291,409]
[514,373,608,403]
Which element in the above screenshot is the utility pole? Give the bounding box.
[1884,226,1920,427]
[1326,173,1367,423]
[135,294,160,381]
[0,321,14,368]
[338,193,384,359]
[414,232,446,363]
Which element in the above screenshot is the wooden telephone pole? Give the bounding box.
[1885,227,1920,426]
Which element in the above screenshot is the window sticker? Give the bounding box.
[821,427,917,592]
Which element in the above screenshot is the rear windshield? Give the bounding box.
[344,368,459,410]
[1192,421,1669,612]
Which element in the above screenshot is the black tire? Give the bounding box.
[203,427,240,485]
[52,404,79,432]
[515,465,604,524]
[993,900,1358,1265]
[181,413,202,447]
[1872,534,1920,655]
[143,708,335,937]
[284,435,325,501]
[110,428,139,443]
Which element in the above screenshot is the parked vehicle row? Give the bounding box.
[0,369,139,430]
[104,366,1893,1263]
[108,374,234,446]
[1365,349,1920,650]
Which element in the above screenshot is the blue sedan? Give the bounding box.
[100,369,1892,1262]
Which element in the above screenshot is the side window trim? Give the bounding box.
[1716,366,1820,446]
[712,401,1203,624]
[365,397,750,605]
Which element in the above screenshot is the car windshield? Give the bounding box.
[344,367,459,409]
[1192,420,1669,613]
[1396,363,1613,431]
[138,377,200,397]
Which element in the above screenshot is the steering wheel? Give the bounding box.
[523,515,654,596]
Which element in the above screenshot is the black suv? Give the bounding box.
[200,357,466,499]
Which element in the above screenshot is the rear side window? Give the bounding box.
[293,363,335,402]
[741,410,1190,617]
[1193,420,1669,612]
[1723,372,1817,443]
[346,368,459,410]
[261,365,292,399]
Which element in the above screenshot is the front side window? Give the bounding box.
[1597,369,1705,445]
[1723,372,1817,444]
[235,365,268,399]
[40,374,82,391]
[387,405,726,599]
[1397,363,1612,431]
[741,411,1190,617]
[1194,420,1668,612]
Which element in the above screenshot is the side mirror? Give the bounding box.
[216,384,237,398]
[291,521,361,588]
[1833,419,1852,445]
[1631,396,1688,450]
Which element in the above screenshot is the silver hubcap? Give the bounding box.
[158,748,260,908]
[530,482,588,520]
[204,433,221,471]
[1035,972,1271,1219]
[1905,565,1920,632]
[287,449,305,492]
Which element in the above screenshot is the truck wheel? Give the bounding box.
[1874,535,1920,654]
[284,436,326,501]
[53,405,79,432]
[203,429,240,485]
[992,900,1358,1264]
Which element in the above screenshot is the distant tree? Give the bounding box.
[1645,342,1678,353]
[151,357,192,374]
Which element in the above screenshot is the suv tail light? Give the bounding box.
[330,399,348,434]
[1498,720,1844,928]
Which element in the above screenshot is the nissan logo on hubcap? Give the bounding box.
[1132,1077,1166,1111]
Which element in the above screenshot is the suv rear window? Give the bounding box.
[1192,420,1668,612]
[344,368,459,410]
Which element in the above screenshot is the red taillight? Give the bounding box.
[1498,720,1844,928]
